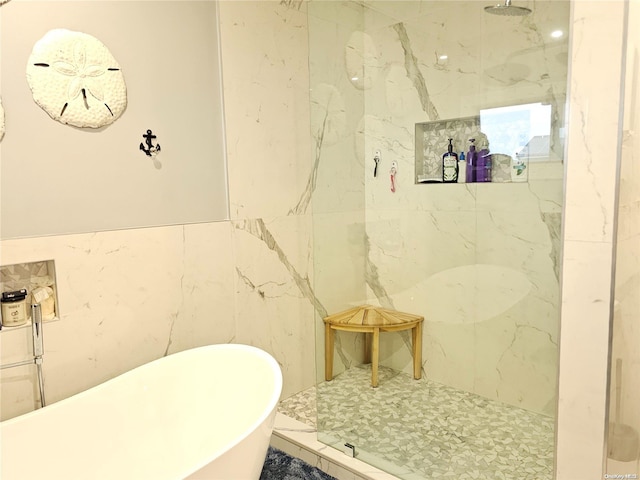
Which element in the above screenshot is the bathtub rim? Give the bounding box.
[183,343,283,477]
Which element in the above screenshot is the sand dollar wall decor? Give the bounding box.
[26,29,127,128]
[2,1,227,239]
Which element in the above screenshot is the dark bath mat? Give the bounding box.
[260,446,338,480]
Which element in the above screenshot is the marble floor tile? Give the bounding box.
[279,365,554,480]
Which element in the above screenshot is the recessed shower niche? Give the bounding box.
[0,260,59,328]
[415,102,564,184]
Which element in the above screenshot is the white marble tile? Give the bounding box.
[557,241,617,479]
[1,226,185,417]
[421,321,476,393]
[358,203,560,414]
[219,0,312,220]
[232,215,316,399]
[309,98,365,218]
[312,212,367,314]
[476,316,558,415]
[364,209,477,303]
[475,180,563,214]
[307,4,368,219]
[555,1,628,477]
[0,218,314,417]
[165,222,237,354]
[561,2,625,245]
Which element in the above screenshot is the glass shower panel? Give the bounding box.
[605,0,640,475]
[309,1,569,478]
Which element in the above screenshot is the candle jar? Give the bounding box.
[1,289,28,327]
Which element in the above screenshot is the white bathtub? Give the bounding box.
[1,344,283,480]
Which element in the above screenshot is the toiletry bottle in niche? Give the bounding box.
[1,289,28,327]
[458,151,466,183]
[466,139,477,183]
[478,147,492,182]
[442,138,458,183]
[511,152,528,182]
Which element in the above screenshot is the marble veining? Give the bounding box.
[541,212,562,280]
[291,96,327,215]
[235,218,327,318]
[365,233,395,310]
[392,23,439,121]
[279,0,303,11]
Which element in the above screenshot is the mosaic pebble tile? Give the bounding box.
[278,385,318,427]
[278,365,554,480]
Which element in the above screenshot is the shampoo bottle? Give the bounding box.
[442,138,458,183]
[466,139,477,183]
[478,148,492,182]
[458,152,466,183]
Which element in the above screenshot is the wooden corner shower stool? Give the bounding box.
[323,305,424,388]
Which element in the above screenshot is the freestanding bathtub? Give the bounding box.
[1,344,283,480]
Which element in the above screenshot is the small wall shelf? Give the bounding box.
[415,101,566,185]
[415,115,528,184]
[0,260,59,330]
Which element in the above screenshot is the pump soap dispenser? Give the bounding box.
[466,139,478,183]
[442,138,458,183]
[458,151,466,183]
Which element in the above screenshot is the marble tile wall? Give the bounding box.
[219,0,316,394]
[0,0,316,420]
[556,1,628,478]
[311,0,567,416]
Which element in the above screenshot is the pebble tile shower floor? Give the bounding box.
[278,365,554,480]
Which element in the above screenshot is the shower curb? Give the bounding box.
[270,413,407,480]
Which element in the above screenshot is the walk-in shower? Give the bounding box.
[304,0,569,478]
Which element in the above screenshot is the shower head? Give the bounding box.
[484,0,531,16]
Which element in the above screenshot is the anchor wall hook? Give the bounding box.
[140,129,161,156]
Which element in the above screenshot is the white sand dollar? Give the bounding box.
[0,97,5,141]
[26,29,127,128]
